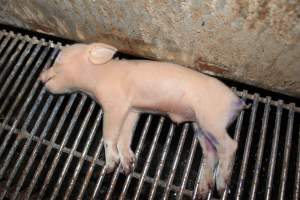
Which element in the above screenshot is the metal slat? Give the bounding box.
[265,100,283,200]
[0,40,27,86]
[177,136,198,199]
[163,124,189,200]
[50,100,95,200]
[0,43,45,115]
[13,96,65,200]
[37,95,87,199]
[0,92,53,200]
[149,124,175,200]
[77,137,104,200]
[294,125,300,200]
[24,94,77,199]
[234,94,259,199]
[63,109,103,200]
[278,103,295,200]
[0,88,48,180]
[0,36,19,70]
[133,117,165,200]
[0,47,52,158]
[0,42,38,99]
[119,115,153,200]
[0,35,11,57]
[249,97,271,200]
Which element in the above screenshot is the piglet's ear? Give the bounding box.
[87,43,117,64]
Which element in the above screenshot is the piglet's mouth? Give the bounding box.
[38,71,56,84]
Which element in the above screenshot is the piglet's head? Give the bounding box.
[39,43,117,94]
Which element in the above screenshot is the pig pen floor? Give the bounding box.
[0,26,299,200]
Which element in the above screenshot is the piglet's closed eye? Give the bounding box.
[87,43,117,64]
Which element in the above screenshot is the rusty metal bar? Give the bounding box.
[37,95,87,199]
[0,40,26,86]
[77,137,104,200]
[0,42,36,100]
[0,91,53,200]
[133,117,165,200]
[0,87,48,179]
[24,94,77,199]
[249,97,271,200]
[149,124,175,200]
[163,123,189,200]
[177,136,198,199]
[265,100,283,200]
[0,44,48,116]
[0,33,12,67]
[0,46,51,158]
[64,109,103,200]
[105,114,140,200]
[294,125,300,200]
[235,93,259,199]
[50,100,95,200]
[14,96,64,200]
[0,33,16,67]
[119,115,152,200]
[278,103,295,200]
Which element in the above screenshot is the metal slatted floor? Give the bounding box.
[0,29,299,200]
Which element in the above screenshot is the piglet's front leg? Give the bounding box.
[103,106,129,173]
[117,112,139,174]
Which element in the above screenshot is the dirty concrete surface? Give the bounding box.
[0,0,299,97]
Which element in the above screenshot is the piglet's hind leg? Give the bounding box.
[193,123,218,199]
[117,112,139,175]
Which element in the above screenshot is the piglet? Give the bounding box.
[39,43,244,199]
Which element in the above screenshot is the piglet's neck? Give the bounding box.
[74,63,100,96]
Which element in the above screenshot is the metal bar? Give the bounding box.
[37,95,87,199]
[0,120,194,197]
[77,138,104,200]
[133,117,165,200]
[149,124,175,200]
[0,92,53,200]
[0,34,12,65]
[163,123,189,200]
[105,115,141,200]
[235,93,259,200]
[0,40,26,86]
[24,94,77,199]
[0,87,47,179]
[119,115,153,200]
[0,46,52,157]
[50,100,95,200]
[265,100,283,200]
[0,30,62,49]
[177,136,198,199]
[0,122,105,166]
[249,97,271,200]
[0,35,19,68]
[0,42,38,100]
[14,96,64,200]
[294,124,300,200]
[63,108,103,200]
[0,43,46,115]
[279,103,295,200]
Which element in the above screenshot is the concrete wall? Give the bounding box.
[0,0,299,97]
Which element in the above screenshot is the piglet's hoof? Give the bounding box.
[120,149,136,175]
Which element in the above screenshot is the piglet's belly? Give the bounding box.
[131,99,196,123]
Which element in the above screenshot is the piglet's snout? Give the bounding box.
[39,67,56,83]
